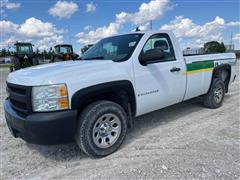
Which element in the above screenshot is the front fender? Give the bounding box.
[71,80,136,115]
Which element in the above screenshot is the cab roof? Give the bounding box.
[14,42,33,46]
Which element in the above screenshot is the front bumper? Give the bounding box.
[4,99,77,145]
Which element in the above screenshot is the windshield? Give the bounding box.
[82,33,143,61]
[18,45,32,54]
[59,46,72,54]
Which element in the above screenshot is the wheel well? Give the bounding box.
[212,64,231,93]
[71,81,136,118]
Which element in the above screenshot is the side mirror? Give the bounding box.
[139,48,164,65]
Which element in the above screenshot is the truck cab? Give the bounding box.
[4,30,237,158]
[132,31,187,114]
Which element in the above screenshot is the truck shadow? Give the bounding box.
[122,97,204,148]
[26,142,87,161]
[26,95,231,161]
[123,94,232,148]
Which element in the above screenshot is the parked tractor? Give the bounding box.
[51,44,79,62]
[10,42,39,72]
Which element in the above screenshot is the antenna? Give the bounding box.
[135,27,140,32]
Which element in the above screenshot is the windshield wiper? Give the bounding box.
[83,56,105,60]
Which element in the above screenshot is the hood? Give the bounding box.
[7,60,114,86]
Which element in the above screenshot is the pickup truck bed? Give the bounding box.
[184,53,236,100]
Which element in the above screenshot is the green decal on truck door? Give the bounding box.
[187,60,214,74]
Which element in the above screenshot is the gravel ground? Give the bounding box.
[0,63,239,180]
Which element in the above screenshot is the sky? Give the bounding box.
[0,0,239,54]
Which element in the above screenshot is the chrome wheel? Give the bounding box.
[92,113,121,148]
[214,85,223,104]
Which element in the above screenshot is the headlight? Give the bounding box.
[32,84,69,112]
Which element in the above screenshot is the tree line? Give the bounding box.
[0,48,54,59]
[1,41,239,58]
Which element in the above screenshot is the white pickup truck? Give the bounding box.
[4,30,237,158]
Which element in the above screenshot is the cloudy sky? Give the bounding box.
[0,0,239,53]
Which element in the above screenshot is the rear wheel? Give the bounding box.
[203,78,225,108]
[9,66,13,72]
[32,58,39,65]
[12,57,21,71]
[75,101,128,158]
[53,57,62,62]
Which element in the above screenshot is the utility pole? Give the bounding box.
[7,42,10,51]
[68,25,71,44]
[150,20,153,30]
[230,32,233,49]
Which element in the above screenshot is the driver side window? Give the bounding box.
[142,33,176,61]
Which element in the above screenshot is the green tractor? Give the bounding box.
[10,42,39,72]
[51,44,79,62]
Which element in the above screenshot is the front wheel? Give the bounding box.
[75,101,128,158]
[203,78,225,109]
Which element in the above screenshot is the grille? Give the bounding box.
[7,83,32,115]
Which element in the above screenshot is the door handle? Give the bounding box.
[170,67,181,72]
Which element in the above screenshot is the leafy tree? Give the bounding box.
[204,41,226,53]
[36,48,40,55]
[220,42,226,52]
[47,50,53,59]
[0,48,7,57]
[235,50,240,59]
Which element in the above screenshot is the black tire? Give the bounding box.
[12,57,21,70]
[51,55,55,63]
[203,78,225,109]
[9,66,13,72]
[53,57,62,62]
[75,101,128,158]
[32,58,39,65]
